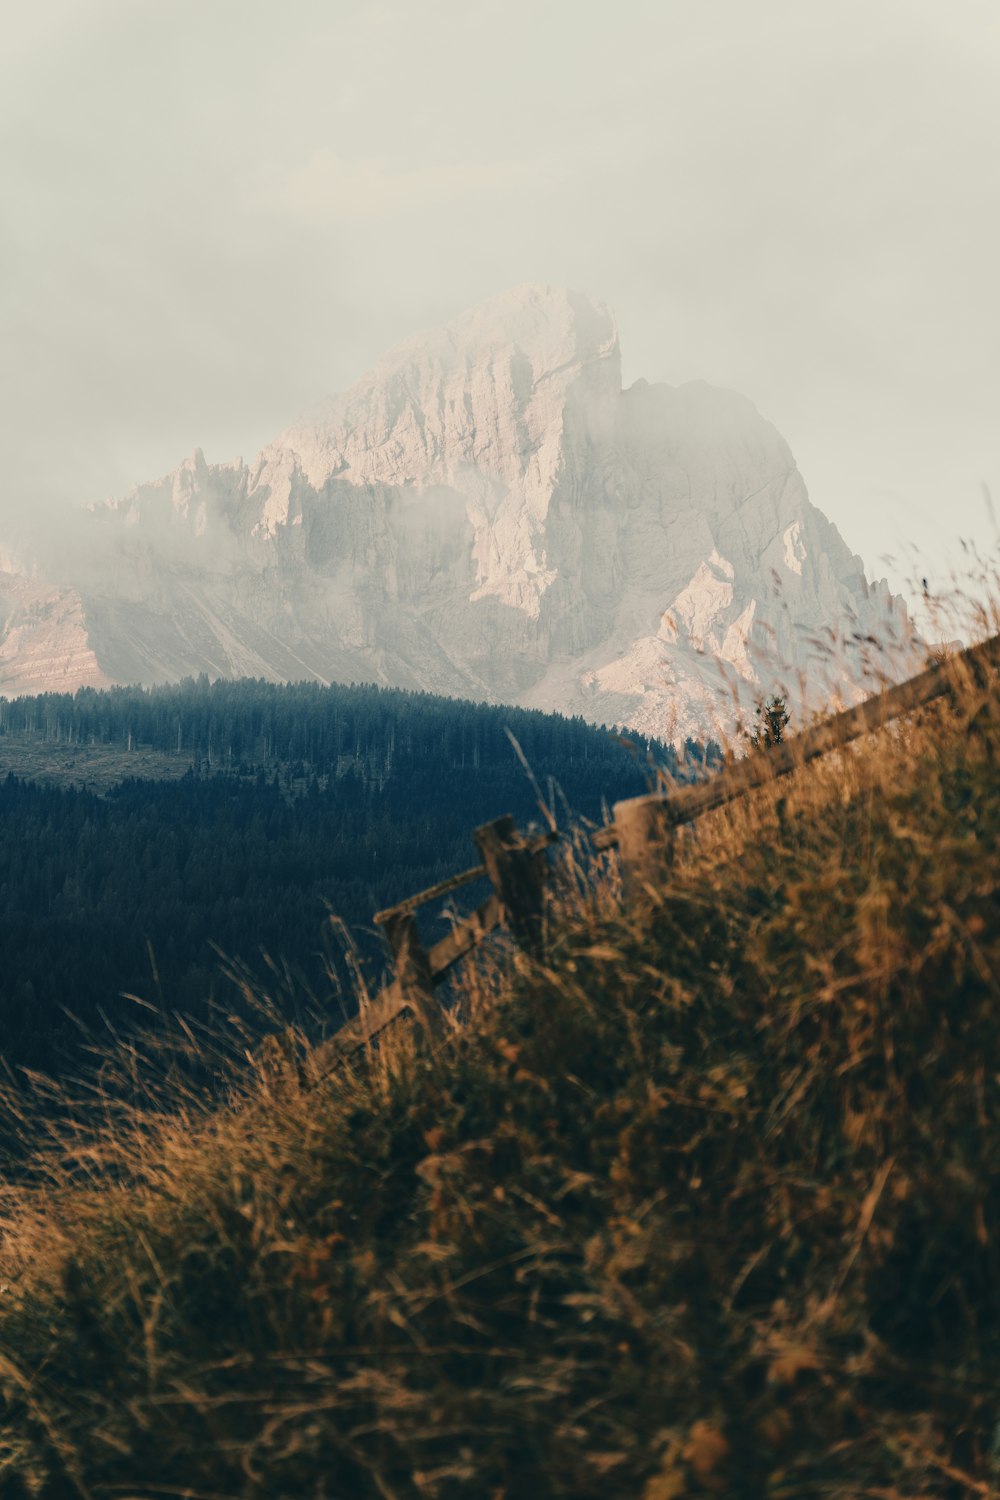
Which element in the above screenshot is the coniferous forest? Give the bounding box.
[0,677,714,1072]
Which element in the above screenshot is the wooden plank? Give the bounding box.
[427,892,502,981]
[373,836,551,926]
[305,896,504,1087]
[612,793,675,893]
[373,862,487,925]
[380,910,443,1043]
[596,632,1000,852]
[308,833,551,1086]
[304,978,411,1084]
[668,632,1000,828]
[474,815,548,958]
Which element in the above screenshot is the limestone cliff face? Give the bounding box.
[0,573,109,698]
[2,285,914,735]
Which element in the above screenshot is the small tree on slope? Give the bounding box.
[749,695,790,750]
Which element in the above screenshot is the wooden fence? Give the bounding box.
[308,630,999,1082]
[307,816,557,1079]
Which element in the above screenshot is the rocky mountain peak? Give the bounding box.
[381,282,618,381]
[277,283,620,494]
[0,287,917,731]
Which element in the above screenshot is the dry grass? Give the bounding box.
[0,599,999,1498]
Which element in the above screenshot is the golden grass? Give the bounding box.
[0,593,999,1498]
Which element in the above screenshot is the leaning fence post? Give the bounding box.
[612,794,675,897]
[379,910,444,1043]
[473,815,548,959]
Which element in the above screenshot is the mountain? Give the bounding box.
[2,285,915,735]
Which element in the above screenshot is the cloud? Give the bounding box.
[283,150,537,222]
[0,0,997,610]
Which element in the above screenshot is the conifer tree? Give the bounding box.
[749,696,790,750]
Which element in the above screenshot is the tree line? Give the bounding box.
[0,678,720,1073]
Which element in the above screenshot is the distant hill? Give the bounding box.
[0,676,701,1071]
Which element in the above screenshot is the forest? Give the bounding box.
[0,677,716,1072]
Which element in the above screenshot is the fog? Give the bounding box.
[3,0,998,608]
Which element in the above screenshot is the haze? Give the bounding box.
[3,0,998,610]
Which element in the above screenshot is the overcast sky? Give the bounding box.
[3,0,998,610]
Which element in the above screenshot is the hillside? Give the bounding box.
[0,631,997,1496]
[0,677,685,1073]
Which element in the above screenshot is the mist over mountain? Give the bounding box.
[2,285,914,736]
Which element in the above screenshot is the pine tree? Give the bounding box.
[749,696,790,750]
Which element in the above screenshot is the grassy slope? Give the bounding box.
[0,736,195,792]
[0,648,998,1498]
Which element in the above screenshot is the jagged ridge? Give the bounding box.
[1,284,913,732]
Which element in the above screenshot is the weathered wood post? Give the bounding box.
[473,815,548,959]
[379,910,444,1043]
[612,794,676,898]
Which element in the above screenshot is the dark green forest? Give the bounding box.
[0,677,716,1073]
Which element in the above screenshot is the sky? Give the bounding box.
[3,0,998,612]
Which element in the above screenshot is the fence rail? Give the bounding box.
[308,630,999,1083]
[307,819,555,1082]
[596,631,1000,888]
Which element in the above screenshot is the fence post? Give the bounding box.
[380,910,444,1043]
[473,815,548,959]
[612,794,675,897]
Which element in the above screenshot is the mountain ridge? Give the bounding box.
[2,284,915,734]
